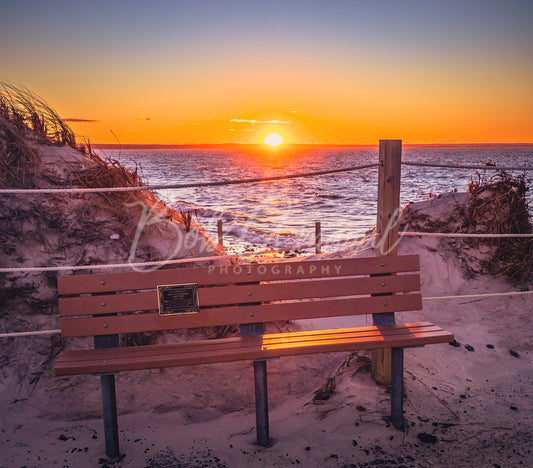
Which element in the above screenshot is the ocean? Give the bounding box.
[96,146,533,256]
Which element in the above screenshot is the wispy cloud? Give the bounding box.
[134,117,152,121]
[230,119,291,124]
[63,118,100,123]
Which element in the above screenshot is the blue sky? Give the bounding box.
[1,0,532,143]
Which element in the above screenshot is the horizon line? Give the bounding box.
[92,142,533,150]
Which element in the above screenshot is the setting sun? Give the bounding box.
[264,132,284,148]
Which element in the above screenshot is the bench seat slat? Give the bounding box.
[56,322,446,363]
[58,274,421,317]
[54,322,453,376]
[57,255,421,295]
[59,293,423,337]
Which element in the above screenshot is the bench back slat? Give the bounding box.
[57,255,420,294]
[58,273,420,317]
[59,293,422,337]
[57,255,422,338]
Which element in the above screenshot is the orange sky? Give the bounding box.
[2,1,532,145]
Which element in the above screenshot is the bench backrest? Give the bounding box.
[57,255,422,338]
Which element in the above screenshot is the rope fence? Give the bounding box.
[403,161,533,171]
[423,290,533,301]
[0,329,61,338]
[2,150,532,338]
[1,160,532,195]
[2,228,532,273]
[0,233,376,273]
[400,231,533,238]
[0,163,380,194]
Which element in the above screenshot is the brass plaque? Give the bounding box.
[157,283,200,316]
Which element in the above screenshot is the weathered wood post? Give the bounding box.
[315,221,322,254]
[217,219,223,249]
[372,139,402,386]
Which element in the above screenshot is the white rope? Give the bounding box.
[0,234,376,273]
[0,163,380,195]
[0,254,236,273]
[3,229,529,273]
[401,231,533,238]
[2,228,530,273]
[403,161,533,171]
[424,290,533,301]
[0,329,61,338]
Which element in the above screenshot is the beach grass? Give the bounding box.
[467,171,533,283]
[0,81,75,147]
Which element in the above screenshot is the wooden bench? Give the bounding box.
[55,254,453,461]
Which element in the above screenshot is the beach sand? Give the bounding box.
[2,231,532,467]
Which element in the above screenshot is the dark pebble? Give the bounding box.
[487,344,495,349]
[417,433,438,444]
[58,434,68,441]
[352,440,358,447]
[460,394,467,399]
[356,405,367,412]
[449,340,460,348]
[465,344,475,352]
[305,446,311,451]
[509,350,520,358]
[510,406,518,411]
[330,454,338,459]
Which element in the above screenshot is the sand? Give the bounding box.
[1,129,532,467]
[2,231,532,467]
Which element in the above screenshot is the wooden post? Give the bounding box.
[217,219,223,249]
[315,221,322,254]
[372,140,402,385]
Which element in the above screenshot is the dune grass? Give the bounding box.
[0,81,75,147]
[467,171,533,283]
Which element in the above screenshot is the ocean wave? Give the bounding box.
[101,146,533,255]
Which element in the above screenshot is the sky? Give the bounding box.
[1,0,532,145]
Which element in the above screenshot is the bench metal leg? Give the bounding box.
[100,374,121,461]
[94,333,121,461]
[390,347,404,430]
[253,359,270,446]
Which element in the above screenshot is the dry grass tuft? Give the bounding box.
[70,151,144,194]
[0,81,76,148]
[0,116,40,187]
[466,171,533,284]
